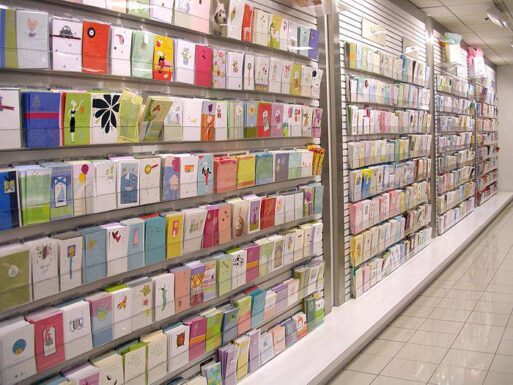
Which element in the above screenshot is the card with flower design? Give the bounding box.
[227,0,244,40]
[26,237,59,300]
[127,277,153,330]
[252,9,270,46]
[268,57,283,94]
[90,93,120,144]
[226,51,243,90]
[175,39,196,84]
[301,65,313,97]
[212,48,227,89]
[214,100,228,140]
[136,156,161,205]
[255,55,270,92]
[243,53,255,91]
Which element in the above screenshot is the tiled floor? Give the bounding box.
[330,205,513,385]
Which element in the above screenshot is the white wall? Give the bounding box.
[497,66,513,191]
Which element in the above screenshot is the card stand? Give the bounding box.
[437,176,473,196]
[347,123,430,136]
[349,197,429,235]
[478,172,498,193]
[347,153,430,170]
[437,160,475,175]
[437,197,475,236]
[437,144,472,155]
[477,185,498,206]
[351,228,432,297]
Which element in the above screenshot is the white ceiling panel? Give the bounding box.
[447,3,492,16]
[410,0,442,7]
[422,6,454,16]
[441,0,493,6]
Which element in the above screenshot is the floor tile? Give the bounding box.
[473,301,513,315]
[391,315,426,330]
[363,339,405,357]
[422,286,449,298]
[330,370,376,385]
[451,335,502,353]
[437,298,479,311]
[429,279,456,289]
[483,371,513,385]
[419,319,463,334]
[458,323,505,339]
[428,365,487,385]
[371,376,425,385]
[467,311,510,327]
[441,349,494,370]
[412,295,442,308]
[396,343,447,364]
[486,283,513,294]
[452,281,489,292]
[428,308,471,322]
[480,292,513,304]
[381,357,437,383]
[346,353,392,375]
[496,339,513,356]
[377,327,415,342]
[402,304,434,318]
[489,354,513,374]
[408,330,456,348]
[445,289,483,301]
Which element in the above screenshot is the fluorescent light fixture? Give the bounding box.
[486,7,508,28]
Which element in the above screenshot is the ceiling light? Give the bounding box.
[486,7,508,28]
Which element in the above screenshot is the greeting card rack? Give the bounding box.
[336,0,433,299]
[0,0,330,384]
[432,29,476,236]
[473,65,498,206]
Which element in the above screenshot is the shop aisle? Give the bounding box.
[330,203,513,385]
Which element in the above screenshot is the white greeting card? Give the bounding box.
[17,10,49,69]
[0,318,36,385]
[26,237,59,300]
[55,233,83,291]
[164,96,184,141]
[226,51,244,90]
[177,154,199,198]
[183,99,203,141]
[127,277,153,330]
[137,156,161,205]
[58,300,93,360]
[91,351,124,385]
[110,26,133,77]
[141,331,168,383]
[0,88,21,149]
[107,286,133,339]
[175,39,196,84]
[93,160,117,213]
[214,100,228,141]
[182,207,207,253]
[102,223,129,276]
[226,0,244,40]
[268,57,284,94]
[51,17,82,72]
[150,0,174,22]
[165,323,189,372]
[152,273,175,321]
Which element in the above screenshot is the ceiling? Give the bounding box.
[409,0,513,65]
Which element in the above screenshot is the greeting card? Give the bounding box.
[0,9,17,69]
[195,44,213,87]
[183,98,203,141]
[164,211,183,259]
[140,213,166,265]
[164,96,184,141]
[110,26,132,76]
[138,95,173,141]
[226,51,244,90]
[268,57,283,94]
[257,102,271,137]
[202,205,219,248]
[243,195,262,233]
[201,102,216,142]
[86,292,113,347]
[63,92,91,146]
[228,247,247,289]
[186,260,205,306]
[309,29,320,60]
[298,26,310,58]
[102,222,129,276]
[22,91,61,148]
[0,89,19,150]
[91,352,123,385]
[153,35,174,81]
[183,316,207,360]
[117,341,147,384]
[191,0,211,34]
[202,361,222,384]
[26,309,65,372]
[141,331,168,384]
[80,226,107,284]
[0,317,36,384]
[214,156,237,193]
[212,48,227,89]
[164,323,190,372]
[150,0,174,22]
[113,158,139,208]
[170,265,190,312]
[127,0,150,17]
[244,101,258,138]
[161,154,180,201]
[254,238,274,276]
[289,63,302,95]
[228,100,244,139]
[104,284,133,339]
[54,232,83,291]
[17,10,49,69]
[234,334,250,380]
[82,21,109,74]
[174,39,196,84]
[234,295,251,335]
[58,300,92,360]
[137,156,161,205]
[197,153,214,195]
[242,4,254,42]
[260,332,274,364]
[203,258,217,301]
[131,31,155,78]
[26,237,59,300]
[92,160,117,213]
[226,0,244,39]
[243,53,255,91]
[255,56,270,92]
[152,273,175,322]
[301,65,313,97]
[271,103,284,137]
[174,0,193,30]
[90,93,120,145]
[242,243,260,282]
[260,196,276,229]
[118,90,142,142]
[252,9,270,46]
[311,67,323,99]
[127,277,152,330]
[51,18,82,72]
[213,100,228,140]
[211,0,229,36]
[227,197,249,238]
[39,162,73,221]
[16,165,50,226]
[269,14,283,49]
[182,207,207,253]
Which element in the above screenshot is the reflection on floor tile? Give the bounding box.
[329,207,513,385]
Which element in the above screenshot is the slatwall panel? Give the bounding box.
[337,0,428,300]
[432,27,476,235]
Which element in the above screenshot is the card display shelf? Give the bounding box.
[350,221,432,270]
[0,213,321,320]
[437,199,474,236]
[437,186,475,216]
[347,131,430,138]
[437,160,475,175]
[435,111,474,118]
[435,88,473,100]
[349,198,430,236]
[437,144,473,155]
[348,177,430,204]
[437,176,473,195]
[343,65,429,89]
[437,129,474,135]
[0,175,321,243]
[348,154,431,171]
[30,0,318,64]
[478,190,497,206]
[478,177,498,192]
[345,100,429,112]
